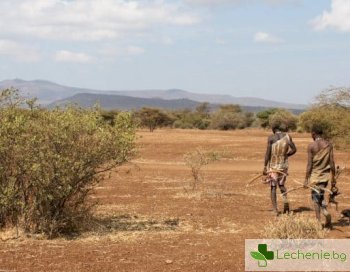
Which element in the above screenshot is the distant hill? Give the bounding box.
[49,93,303,114]
[49,93,201,110]
[107,89,306,110]
[0,79,306,110]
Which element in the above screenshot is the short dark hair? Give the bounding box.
[311,123,324,135]
[271,121,287,133]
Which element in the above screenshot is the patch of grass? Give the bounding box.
[263,213,327,239]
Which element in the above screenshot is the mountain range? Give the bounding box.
[0,79,306,111]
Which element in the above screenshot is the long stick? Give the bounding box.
[283,183,320,196]
[246,174,264,187]
[246,169,288,188]
[292,179,333,194]
[283,185,308,196]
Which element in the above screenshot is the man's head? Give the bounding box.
[311,123,324,140]
[271,122,287,134]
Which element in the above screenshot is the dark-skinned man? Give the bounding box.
[263,123,297,216]
[304,124,335,229]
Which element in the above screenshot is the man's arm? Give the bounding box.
[287,135,297,157]
[329,143,336,186]
[263,136,272,175]
[304,143,313,186]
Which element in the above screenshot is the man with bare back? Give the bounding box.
[263,123,297,216]
[304,124,335,229]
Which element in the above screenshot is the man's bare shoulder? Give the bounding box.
[267,134,275,143]
[307,141,317,152]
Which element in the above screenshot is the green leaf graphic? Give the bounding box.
[251,251,268,267]
[250,251,266,261]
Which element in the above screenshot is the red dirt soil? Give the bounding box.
[1,129,349,272]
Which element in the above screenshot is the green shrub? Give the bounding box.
[0,89,135,237]
[256,108,279,128]
[268,109,298,131]
[210,105,253,130]
[299,88,350,147]
[172,109,210,130]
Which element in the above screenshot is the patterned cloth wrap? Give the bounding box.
[267,133,290,187]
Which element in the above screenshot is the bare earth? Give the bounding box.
[1,129,350,272]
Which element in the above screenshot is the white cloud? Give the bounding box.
[0,0,199,42]
[254,32,284,44]
[312,0,350,32]
[0,39,40,62]
[54,50,93,63]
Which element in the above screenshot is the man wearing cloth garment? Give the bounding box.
[263,122,297,216]
[304,124,335,229]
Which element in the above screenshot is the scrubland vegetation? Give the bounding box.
[0,87,349,241]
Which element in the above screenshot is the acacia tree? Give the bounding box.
[136,107,173,132]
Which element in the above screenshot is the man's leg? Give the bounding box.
[319,183,332,229]
[278,175,289,214]
[279,185,289,214]
[271,185,278,215]
[312,188,321,221]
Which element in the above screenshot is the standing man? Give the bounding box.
[304,124,335,229]
[263,123,297,216]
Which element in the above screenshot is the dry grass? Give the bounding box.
[263,213,327,239]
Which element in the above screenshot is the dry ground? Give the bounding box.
[1,129,350,272]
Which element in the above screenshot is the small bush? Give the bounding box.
[184,148,219,190]
[263,213,326,239]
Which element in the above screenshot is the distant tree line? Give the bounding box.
[101,103,299,132]
[100,87,350,149]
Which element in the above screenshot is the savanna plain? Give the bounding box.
[1,129,350,272]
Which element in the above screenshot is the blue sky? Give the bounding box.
[0,0,349,104]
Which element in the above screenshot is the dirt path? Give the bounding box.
[1,129,349,271]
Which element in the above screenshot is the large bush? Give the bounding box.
[256,108,279,128]
[172,108,210,130]
[0,89,135,237]
[210,104,254,130]
[299,88,350,147]
[268,109,298,131]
